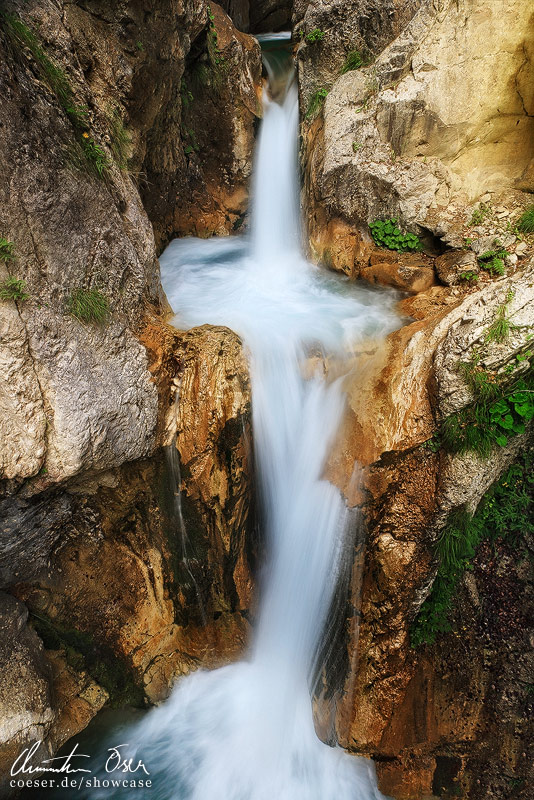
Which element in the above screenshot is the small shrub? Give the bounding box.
[306,28,325,43]
[66,289,109,323]
[306,87,329,120]
[369,218,423,252]
[0,276,29,301]
[517,205,534,233]
[0,237,15,261]
[341,49,370,74]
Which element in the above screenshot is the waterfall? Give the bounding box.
[84,40,401,800]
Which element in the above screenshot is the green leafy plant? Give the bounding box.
[207,5,225,69]
[411,449,534,647]
[135,40,144,52]
[459,270,478,283]
[469,203,490,226]
[0,237,15,261]
[66,289,109,323]
[478,247,507,277]
[306,28,325,43]
[369,218,423,252]
[441,374,534,457]
[352,141,362,153]
[180,78,194,109]
[0,276,29,301]
[306,87,329,120]
[341,48,370,74]
[81,134,110,177]
[517,204,534,233]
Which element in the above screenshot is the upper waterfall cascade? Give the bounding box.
[84,41,401,800]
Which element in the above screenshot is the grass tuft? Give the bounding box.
[341,48,371,74]
[0,276,29,301]
[66,289,109,323]
[517,205,534,233]
[108,107,132,170]
[306,87,329,120]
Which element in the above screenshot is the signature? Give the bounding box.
[11,741,150,777]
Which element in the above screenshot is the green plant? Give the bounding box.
[352,141,362,153]
[306,87,329,120]
[369,218,423,252]
[459,271,479,283]
[441,372,534,456]
[341,48,370,74]
[66,288,109,323]
[517,204,534,233]
[0,237,15,261]
[411,449,534,646]
[485,290,516,343]
[180,78,194,109]
[81,133,110,177]
[478,247,507,277]
[469,203,490,226]
[108,107,131,170]
[135,40,144,52]
[306,28,325,43]
[207,5,225,69]
[0,276,29,301]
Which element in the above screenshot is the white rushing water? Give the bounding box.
[83,53,401,800]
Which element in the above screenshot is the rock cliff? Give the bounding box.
[0,0,259,784]
[298,2,534,797]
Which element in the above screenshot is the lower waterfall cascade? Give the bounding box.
[70,39,402,800]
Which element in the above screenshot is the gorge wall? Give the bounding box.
[297,2,534,798]
[0,1,533,799]
[0,0,260,787]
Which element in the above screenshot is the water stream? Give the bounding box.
[50,40,402,800]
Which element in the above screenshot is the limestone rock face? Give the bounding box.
[0,0,259,777]
[3,322,254,775]
[322,260,534,798]
[302,0,534,273]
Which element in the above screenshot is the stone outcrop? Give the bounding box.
[321,260,534,798]
[301,0,534,275]
[0,0,259,783]
[3,321,254,772]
